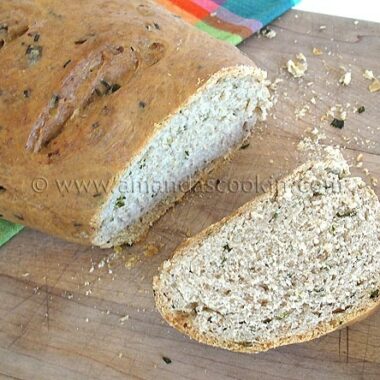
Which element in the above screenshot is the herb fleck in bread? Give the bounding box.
[153,147,380,353]
[0,0,271,247]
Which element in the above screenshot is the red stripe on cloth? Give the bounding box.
[156,0,199,23]
[169,0,210,20]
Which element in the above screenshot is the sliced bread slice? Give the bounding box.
[153,147,380,353]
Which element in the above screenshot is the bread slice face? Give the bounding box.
[153,147,380,353]
[92,66,271,247]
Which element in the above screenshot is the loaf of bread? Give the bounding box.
[154,147,380,353]
[0,0,271,247]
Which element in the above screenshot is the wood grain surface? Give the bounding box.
[0,10,379,380]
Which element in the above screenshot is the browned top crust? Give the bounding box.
[0,0,253,244]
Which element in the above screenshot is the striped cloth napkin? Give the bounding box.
[0,0,299,247]
[157,0,300,45]
[0,219,23,247]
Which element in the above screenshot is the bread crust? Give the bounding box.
[153,160,380,353]
[0,0,258,245]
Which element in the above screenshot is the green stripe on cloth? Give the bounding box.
[195,21,243,45]
[0,220,23,246]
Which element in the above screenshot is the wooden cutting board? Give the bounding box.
[0,10,379,380]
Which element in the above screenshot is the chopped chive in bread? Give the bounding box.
[93,66,271,247]
[154,147,380,353]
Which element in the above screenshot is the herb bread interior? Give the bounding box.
[94,66,270,247]
[154,147,380,353]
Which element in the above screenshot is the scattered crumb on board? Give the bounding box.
[260,27,277,39]
[144,244,160,257]
[339,69,352,86]
[287,53,308,78]
[369,79,380,93]
[363,69,380,92]
[312,47,323,56]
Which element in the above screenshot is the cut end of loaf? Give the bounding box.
[92,65,271,248]
[154,147,380,353]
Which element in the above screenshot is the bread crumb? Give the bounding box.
[120,315,130,323]
[356,153,363,162]
[260,27,276,39]
[323,105,347,122]
[319,25,326,30]
[339,71,352,86]
[144,244,160,257]
[297,133,325,154]
[356,106,365,114]
[65,292,74,300]
[371,177,378,187]
[287,53,308,78]
[369,78,380,93]
[114,245,123,254]
[269,78,283,91]
[312,48,323,56]
[363,70,375,80]
[125,255,139,269]
[295,104,310,119]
